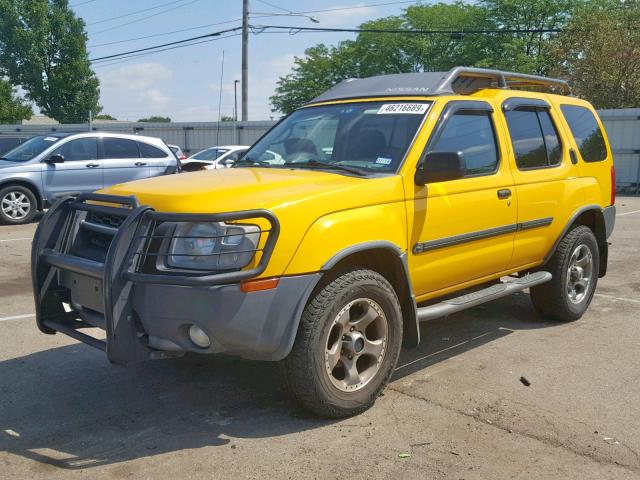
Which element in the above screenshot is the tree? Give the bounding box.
[550,0,640,108]
[137,116,171,123]
[220,115,235,122]
[0,78,31,123]
[94,113,117,120]
[0,0,101,123]
[480,0,580,74]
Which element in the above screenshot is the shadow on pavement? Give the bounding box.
[0,291,557,470]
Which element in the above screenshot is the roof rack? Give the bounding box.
[308,66,570,104]
[437,67,570,96]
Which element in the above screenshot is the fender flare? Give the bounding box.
[543,204,605,264]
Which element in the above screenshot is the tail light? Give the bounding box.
[179,155,187,160]
[610,164,616,205]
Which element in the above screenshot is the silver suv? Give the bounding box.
[0,132,179,225]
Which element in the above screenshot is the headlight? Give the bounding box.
[166,222,260,271]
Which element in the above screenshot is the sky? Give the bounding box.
[74,0,421,122]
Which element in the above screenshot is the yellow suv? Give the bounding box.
[32,67,616,417]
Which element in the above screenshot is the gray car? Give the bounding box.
[0,132,179,225]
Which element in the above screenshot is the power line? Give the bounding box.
[90,26,242,62]
[88,18,242,48]
[88,0,189,25]
[250,24,564,35]
[89,23,564,66]
[71,0,99,7]
[91,0,201,35]
[92,33,242,66]
[85,2,427,50]
[254,0,291,13]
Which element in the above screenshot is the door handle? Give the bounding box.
[569,149,578,165]
[85,163,100,168]
[135,161,147,166]
[497,188,512,199]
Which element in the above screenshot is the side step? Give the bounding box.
[417,271,552,322]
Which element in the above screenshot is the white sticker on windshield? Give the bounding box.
[44,136,58,142]
[377,103,428,115]
[376,157,393,165]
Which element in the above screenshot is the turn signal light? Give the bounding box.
[240,277,280,292]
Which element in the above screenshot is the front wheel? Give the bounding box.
[281,269,402,418]
[0,185,38,225]
[530,225,599,321]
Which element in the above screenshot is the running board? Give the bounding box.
[417,271,552,322]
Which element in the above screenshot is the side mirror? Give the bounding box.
[45,154,65,164]
[415,151,466,186]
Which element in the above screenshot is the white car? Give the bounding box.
[181,145,249,171]
[167,144,187,161]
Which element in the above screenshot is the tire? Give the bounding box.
[281,269,403,418]
[0,185,38,225]
[530,225,599,322]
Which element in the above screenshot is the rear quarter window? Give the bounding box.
[137,141,167,158]
[560,105,607,162]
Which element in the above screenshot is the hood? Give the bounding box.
[103,167,405,216]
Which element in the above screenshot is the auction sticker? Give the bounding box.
[377,103,428,115]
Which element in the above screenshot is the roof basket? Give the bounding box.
[435,67,571,96]
[308,66,571,105]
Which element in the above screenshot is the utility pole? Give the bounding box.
[241,0,248,121]
[88,110,92,131]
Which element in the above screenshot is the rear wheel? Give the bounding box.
[281,269,402,418]
[530,225,599,321]
[0,185,37,225]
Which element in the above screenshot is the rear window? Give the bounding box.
[137,141,166,158]
[103,138,140,159]
[560,105,607,162]
[505,108,562,169]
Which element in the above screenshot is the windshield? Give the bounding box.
[192,147,228,161]
[1,135,63,162]
[237,101,431,174]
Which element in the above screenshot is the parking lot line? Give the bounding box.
[0,237,32,243]
[617,209,640,217]
[595,293,640,304]
[0,313,35,322]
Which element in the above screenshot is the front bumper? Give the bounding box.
[31,193,314,365]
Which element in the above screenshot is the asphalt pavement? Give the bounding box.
[1,199,639,479]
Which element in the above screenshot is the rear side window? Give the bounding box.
[137,141,167,158]
[504,108,562,169]
[0,138,23,154]
[53,138,98,161]
[560,105,607,162]
[430,110,499,176]
[103,138,139,159]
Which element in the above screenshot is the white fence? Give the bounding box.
[0,121,277,156]
[599,109,640,195]
[1,109,639,193]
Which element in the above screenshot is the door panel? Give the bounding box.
[101,137,150,186]
[406,100,517,299]
[497,97,584,269]
[42,137,102,203]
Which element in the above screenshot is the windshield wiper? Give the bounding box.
[283,160,366,176]
[233,158,272,167]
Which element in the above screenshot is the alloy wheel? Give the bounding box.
[324,298,388,392]
[1,191,31,221]
[566,244,593,304]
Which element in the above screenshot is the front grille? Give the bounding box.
[68,210,129,263]
[87,211,125,229]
